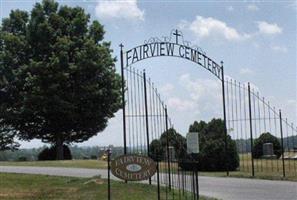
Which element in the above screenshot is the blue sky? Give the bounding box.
[1,0,296,148]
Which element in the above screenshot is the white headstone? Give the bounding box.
[186,132,199,154]
[263,143,274,156]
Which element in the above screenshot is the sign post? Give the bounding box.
[186,132,200,199]
[107,148,111,200]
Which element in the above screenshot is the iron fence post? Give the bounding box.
[157,161,161,200]
[107,149,111,200]
[120,44,127,155]
[221,62,229,176]
[165,107,171,190]
[143,70,152,185]
[279,110,286,177]
[195,168,199,200]
[248,83,255,177]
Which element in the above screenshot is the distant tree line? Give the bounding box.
[0,145,124,161]
[235,135,296,154]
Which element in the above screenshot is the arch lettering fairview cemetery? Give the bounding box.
[124,30,222,80]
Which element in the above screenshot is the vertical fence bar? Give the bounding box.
[252,89,258,173]
[243,84,249,172]
[165,106,171,190]
[238,82,245,172]
[107,149,111,200]
[248,83,255,177]
[273,107,280,172]
[178,166,181,199]
[195,169,199,200]
[157,160,161,200]
[182,169,185,195]
[143,70,151,185]
[120,44,127,155]
[291,123,297,176]
[279,110,286,177]
[192,171,196,200]
[257,93,263,172]
[285,118,290,174]
[126,68,131,154]
[221,62,229,176]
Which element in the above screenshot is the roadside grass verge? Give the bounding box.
[1,154,296,181]
[0,173,216,200]
[0,159,106,169]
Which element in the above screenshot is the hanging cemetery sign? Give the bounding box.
[187,132,199,154]
[124,30,222,80]
[111,154,156,181]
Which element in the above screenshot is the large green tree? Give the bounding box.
[149,128,187,161]
[0,0,122,159]
[0,124,20,151]
[188,119,239,171]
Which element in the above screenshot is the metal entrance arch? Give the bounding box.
[116,29,297,200]
[124,29,222,80]
[120,29,230,175]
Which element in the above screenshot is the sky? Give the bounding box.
[0,0,296,148]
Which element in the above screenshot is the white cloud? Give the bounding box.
[178,74,222,117]
[287,1,297,10]
[95,0,144,21]
[227,6,234,11]
[271,45,288,53]
[179,16,251,41]
[160,83,174,96]
[287,99,297,106]
[179,74,221,102]
[167,97,195,111]
[239,68,254,75]
[247,4,259,11]
[257,21,282,35]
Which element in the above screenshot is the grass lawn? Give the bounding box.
[0,173,216,200]
[0,159,107,169]
[1,153,296,181]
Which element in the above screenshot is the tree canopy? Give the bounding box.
[0,124,20,151]
[187,119,239,171]
[149,128,187,161]
[0,0,122,159]
[252,132,281,159]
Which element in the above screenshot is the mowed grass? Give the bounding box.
[232,153,297,180]
[0,159,107,169]
[146,154,297,181]
[1,153,296,181]
[0,173,215,200]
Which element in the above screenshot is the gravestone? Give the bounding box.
[262,143,276,159]
[186,132,199,154]
[165,146,176,161]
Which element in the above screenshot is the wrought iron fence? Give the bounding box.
[119,66,200,199]
[225,78,297,178]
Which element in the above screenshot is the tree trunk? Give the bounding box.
[56,137,64,160]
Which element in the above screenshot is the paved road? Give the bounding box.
[0,166,296,200]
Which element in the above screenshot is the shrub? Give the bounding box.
[149,139,163,161]
[83,156,89,160]
[90,155,97,160]
[149,128,187,162]
[38,145,72,160]
[252,132,281,159]
[17,156,27,161]
[180,119,239,171]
